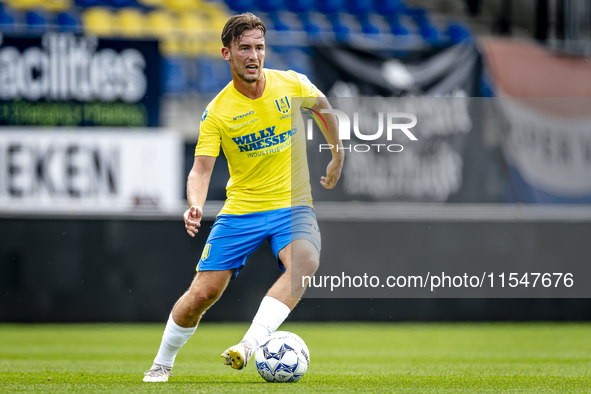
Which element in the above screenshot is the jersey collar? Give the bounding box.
[230,69,269,102]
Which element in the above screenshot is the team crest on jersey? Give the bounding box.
[274,96,290,115]
[201,243,211,260]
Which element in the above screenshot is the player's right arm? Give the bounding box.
[184,155,216,237]
[187,102,222,237]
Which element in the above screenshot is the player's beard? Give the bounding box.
[231,57,262,83]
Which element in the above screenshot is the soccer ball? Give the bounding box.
[254,331,310,383]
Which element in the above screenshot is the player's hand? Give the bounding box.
[320,157,343,189]
[183,205,203,237]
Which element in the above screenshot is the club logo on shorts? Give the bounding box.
[274,96,290,115]
[201,243,211,260]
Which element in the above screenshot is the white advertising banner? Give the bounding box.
[497,96,591,201]
[0,128,183,213]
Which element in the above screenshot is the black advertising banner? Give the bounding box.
[0,33,160,127]
[313,41,481,97]
[309,41,492,203]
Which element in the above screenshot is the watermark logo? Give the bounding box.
[303,108,418,153]
[302,107,328,133]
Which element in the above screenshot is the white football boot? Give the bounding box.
[143,363,173,382]
[221,340,254,370]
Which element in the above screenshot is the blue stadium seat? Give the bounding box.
[480,70,495,97]
[357,13,379,34]
[108,0,137,7]
[82,0,111,7]
[315,0,343,15]
[405,7,426,24]
[269,43,290,55]
[162,56,188,94]
[254,0,282,13]
[419,25,439,42]
[344,0,371,15]
[284,47,313,77]
[299,12,320,36]
[0,7,16,32]
[56,11,80,32]
[314,0,354,41]
[76,0,104,6]
[447,22,470,43]
[327,13,350,42]
[344,0,379,35]
[406,7,440,43]
[26,10,47,32]
[224,0,255,13]
[387,13,407,36]
[283,0,313,13]
[269,12,290,31]
[195,58,232,94]
[261,48,286,70]
[372,0,405,16]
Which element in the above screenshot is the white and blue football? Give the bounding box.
[254,331,310,383]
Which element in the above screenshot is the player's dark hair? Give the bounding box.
[221,13,266,48]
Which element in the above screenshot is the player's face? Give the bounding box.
[227,29,265,83]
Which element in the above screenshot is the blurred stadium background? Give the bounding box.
[1,0,591,323]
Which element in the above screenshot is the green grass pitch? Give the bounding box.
[1,322,590,393]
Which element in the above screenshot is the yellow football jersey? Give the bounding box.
[195,68,319,215]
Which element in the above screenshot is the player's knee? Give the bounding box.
[301,256,319,276]
[190,287,223,311]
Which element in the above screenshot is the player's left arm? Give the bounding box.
[312,90,344,189]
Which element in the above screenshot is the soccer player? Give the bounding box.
[143,12,343,382]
